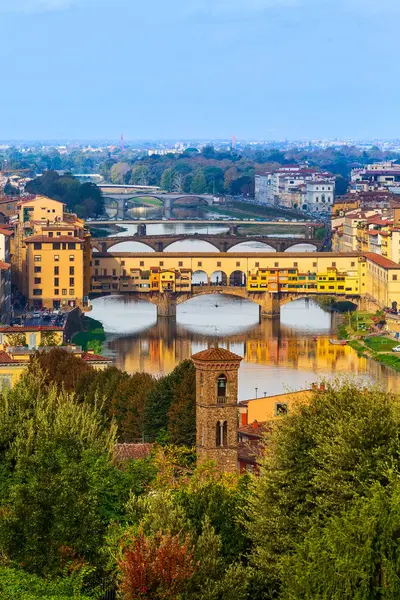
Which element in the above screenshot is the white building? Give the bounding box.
[305,179,335,213]
[256,166,335,213]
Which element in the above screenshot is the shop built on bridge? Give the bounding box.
[90,251,400,318]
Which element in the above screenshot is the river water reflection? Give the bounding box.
[89,296,400,400]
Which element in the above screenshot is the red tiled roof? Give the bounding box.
[364,252,400,269]
[0,229,12,237]
[0,350,15,364]
[191,347,243,362]
[115,443,153,462]
[0,326,63,332]
[81,351,113,363]
[239,421,271,439]
[25,235,84,243]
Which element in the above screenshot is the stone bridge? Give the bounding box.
[91,287,366,319]
[91,233,323,253]
[103,192,214,218]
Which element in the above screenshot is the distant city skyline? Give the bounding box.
[1,0,399,140]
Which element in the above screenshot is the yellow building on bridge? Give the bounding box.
[90,250,400,311]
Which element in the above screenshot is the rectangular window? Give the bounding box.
[293,262,298,267]
[236,262,240,267]
[34,255,41,262]
[198,261,202,267]
[33,242,42,250]
[56,231,61,237]
[255,262,260,267]
[351,262,355,267]
[140,261,144,267]
[54,278,59,286]
[179,261,183,267]
[54,289,59,295]
[95,260,99,266]
[332,262,336,267]
[54,255,59,262]
[54,266,59,275]
[274,262,279,268]
[69,289,75,295]
[69,266,74,275]
[34,277,41,284]
[62,289,67,295]
[53,243,60,250]
[33,289,42,296]
[69,255,74,262]
[159,261,164,266]
[121,261,125,266]
[68,243,76,250]
[313,262,317,267]
[70,278,74,286]
[393,275,398,281]
[48,231,54,238]
[112,269,116,276]
[275,402,288,416]
[34,266,41,273]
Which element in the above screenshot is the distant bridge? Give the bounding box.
[101,189,215,217]
[91,233,322,253]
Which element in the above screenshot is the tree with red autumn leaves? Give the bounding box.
[118,527,198,600]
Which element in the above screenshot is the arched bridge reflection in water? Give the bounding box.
[88,295,400,399]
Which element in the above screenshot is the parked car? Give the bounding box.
[32,311,41,319]
[392,345,400,353]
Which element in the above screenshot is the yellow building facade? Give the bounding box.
[12,196,91,309]
[89,251,400,309]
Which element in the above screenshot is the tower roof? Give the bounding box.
[191,347,242,363]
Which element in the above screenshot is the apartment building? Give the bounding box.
[350,162,400,193]
[12,196,91,309]
[255,166,335,213]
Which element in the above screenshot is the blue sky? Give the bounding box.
[1,0,399,140]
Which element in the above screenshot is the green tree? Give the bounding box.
[143,360,195,443]
[190,169,207,194]
[0,368,127,576]
[160,168,175,192]
[248,381,400,598]
[5,332,26,347]
[3,178,20,196]
[131,165,149,186]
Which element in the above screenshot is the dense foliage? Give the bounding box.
[30,349,196,445]
[2,352,400,599]
[25,170,104,218]
[4,142,397,201]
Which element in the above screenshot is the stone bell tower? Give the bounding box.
[191,347,242,473]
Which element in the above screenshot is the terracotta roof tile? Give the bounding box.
[115,443,153,462]
[81,352,113,362]
[364,252,400,269]
[25,235,84,243]
[0,326,63,332]
[191,347,243,362]
[0,350,15,364]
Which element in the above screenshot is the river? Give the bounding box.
[89,295,400,400]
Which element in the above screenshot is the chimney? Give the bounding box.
[319,383,326,392]
[252,420,258,430]
[312,382,317,390]
[87,348,95,355]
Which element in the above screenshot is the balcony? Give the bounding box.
[217,396,227,406]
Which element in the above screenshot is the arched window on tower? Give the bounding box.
[216,420,228,447]
[222,421,228,447]
[216,421,221,447]
[217,374,227,401]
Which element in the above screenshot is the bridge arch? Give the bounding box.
[227,240,277,252]
[163,238,221,252]
[229,270,247,287]
[106,240,156,252]
[192,270,209,285]
[210,270,228,286]
[284,242,318,252]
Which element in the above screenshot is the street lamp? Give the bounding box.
[255,387,258,399]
